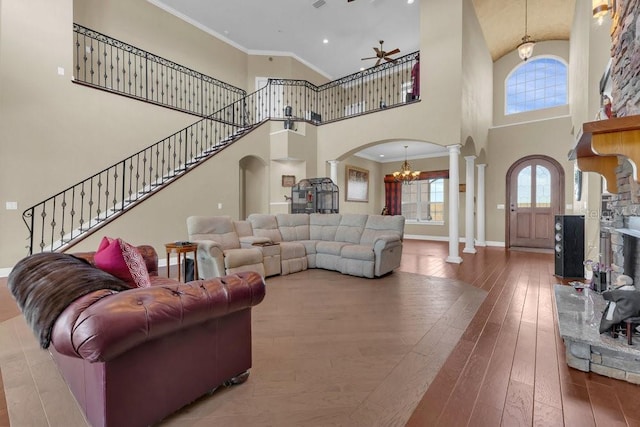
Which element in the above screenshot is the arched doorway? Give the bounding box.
[239,155,268,219]
[506,155,564,249]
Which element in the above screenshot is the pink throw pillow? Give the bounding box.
[94,237,151,288]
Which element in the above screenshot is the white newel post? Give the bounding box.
[328,160,339,185]
[463,155,477,254]
[447,144,462,263]
[476,164,487,247]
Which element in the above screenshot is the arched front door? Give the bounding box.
[507,156,564,249]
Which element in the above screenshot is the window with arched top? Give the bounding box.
[505,57,568,115]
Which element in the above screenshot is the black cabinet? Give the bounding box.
[290,177,339,214]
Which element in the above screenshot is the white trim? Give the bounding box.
[405,220,445,226]
[269,202,290,206]
[0,267,12,278]
[355,150,448,163]
[404,234,505,247]
[490,114,571,130]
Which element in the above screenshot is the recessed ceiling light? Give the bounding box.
[360,67,365,71]
[407,0,414,3]
[379,154,385,158]
[323,38,329,44]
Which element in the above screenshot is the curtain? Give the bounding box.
[383,170,449,216]
[384,177,401,215]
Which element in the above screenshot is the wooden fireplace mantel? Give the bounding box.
[573,115,640,194]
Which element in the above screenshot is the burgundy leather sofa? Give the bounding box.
[14,246,266,427]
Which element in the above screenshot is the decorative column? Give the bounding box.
[463,156,477,254]
[476,164,487,247]
[447,144,463,263]
[328,160,339,184]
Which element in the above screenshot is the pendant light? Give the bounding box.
[517,0,535,61]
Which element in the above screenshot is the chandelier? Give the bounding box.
[393,145,420,184]
[517,0,535,61]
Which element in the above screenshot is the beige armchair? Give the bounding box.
[187,216,265,278]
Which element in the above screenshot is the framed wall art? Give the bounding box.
[345,165,369,202]
[282,175,296,187]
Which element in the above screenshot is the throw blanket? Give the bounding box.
[8,252,130,349]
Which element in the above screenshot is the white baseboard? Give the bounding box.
[403,234,505,247]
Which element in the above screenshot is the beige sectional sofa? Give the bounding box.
[188,213,405,279]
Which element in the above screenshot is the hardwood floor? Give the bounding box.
[1,240,640,426]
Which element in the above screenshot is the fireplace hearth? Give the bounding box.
[555,285,640,383]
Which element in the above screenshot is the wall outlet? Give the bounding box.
[6,201,18,210]
[57,67,64,76]
[497,204,505,210]
[217,203,222,210]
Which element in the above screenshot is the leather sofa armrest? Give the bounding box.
[51,272,266,363]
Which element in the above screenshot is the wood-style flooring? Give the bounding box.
[1,240,640,426]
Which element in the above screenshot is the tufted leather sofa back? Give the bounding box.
[51,271,265,363]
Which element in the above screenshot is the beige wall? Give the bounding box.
[460,0,493,156]
[247,55,329,91]
[75,0,248,90]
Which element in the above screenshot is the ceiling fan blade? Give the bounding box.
[373,47,381,56]
[386,48,400,56]
[361,56,378,60]
[375,58,382,67]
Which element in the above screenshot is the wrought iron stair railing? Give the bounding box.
[23,87,266,255]
[73,23,246,117]
[24,26,419,254]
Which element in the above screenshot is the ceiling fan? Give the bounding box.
[361,40,401,67]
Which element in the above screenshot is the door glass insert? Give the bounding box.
[536,165,551,207]
[517,166,532,207]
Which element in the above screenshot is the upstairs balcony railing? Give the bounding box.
[24,27,419,254]
[73,23,246,117]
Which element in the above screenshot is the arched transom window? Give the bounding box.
[505,57,568,115]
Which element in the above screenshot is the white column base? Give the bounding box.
[446,256,463,264]
[463,248,477,254]
[475,241,487,247]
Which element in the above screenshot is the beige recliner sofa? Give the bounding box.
[188,213,405,279]
[248,213,405,278]
[187,216,266,278]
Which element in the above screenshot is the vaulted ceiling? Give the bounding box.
[150,0,576,79]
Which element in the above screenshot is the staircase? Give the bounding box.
[23,25,420,255]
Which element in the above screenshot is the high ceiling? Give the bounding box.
[148,0,576,162]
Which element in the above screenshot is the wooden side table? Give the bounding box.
[165,242,199,282]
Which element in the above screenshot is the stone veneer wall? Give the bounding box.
[610,0,640,116]
[608,160,640,285]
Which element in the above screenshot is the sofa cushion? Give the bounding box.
[94,237,151,288]
[248,214,283,243]
[234,220,254,238]
[360,215,405,245]
[316,241,350,256]
[276,214,310,241]
[341,244,375,261]
[279,241,306,260]
[335,214,368,244]
[309,213,341,241]
[187,216,241,250]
